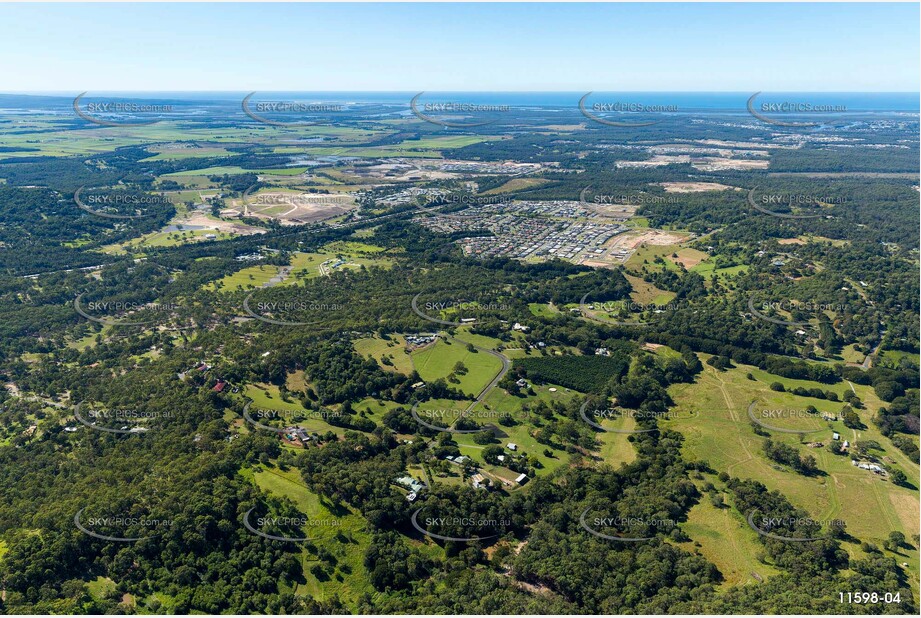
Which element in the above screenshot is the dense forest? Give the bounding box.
[0,97,917,615]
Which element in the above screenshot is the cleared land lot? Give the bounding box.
[658,181,739,193]
[412,338,503,399]
[666,355,920,597]
[235,190,357,225]
[245,465,373,605]
[353,335,416,375]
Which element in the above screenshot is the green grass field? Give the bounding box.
[690,261,749,279]
[105,228,235,253]
[242,384,345,436]
[480,177,549,195]
[206,264,281,292]
[162,165,252,177]
[140,147,234,161]
[353,336,416,375]
[623,273,676,305]
[207,242,395,292]
[675,495,781,587]
[86,576,117,601]
[666,354,920,597]
[245,465,374,606]
[412,338,503,399]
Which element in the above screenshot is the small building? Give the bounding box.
[832,432,840,441]
[396,476,425,493]
[471,474,488,489]
[497,455,506,463]
[506,443,517,451]
[515,473,529,485]
[406,491,417,502]
[212,381,227,393]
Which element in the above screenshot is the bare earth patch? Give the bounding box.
[658,182,737,193]
[182,213,265,235]
[237,191,356,225]
[672,248,707,268]
[620,230,687,248]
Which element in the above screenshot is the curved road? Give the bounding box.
[450,335,511,418]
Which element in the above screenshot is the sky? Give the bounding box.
[0,2,918,92]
